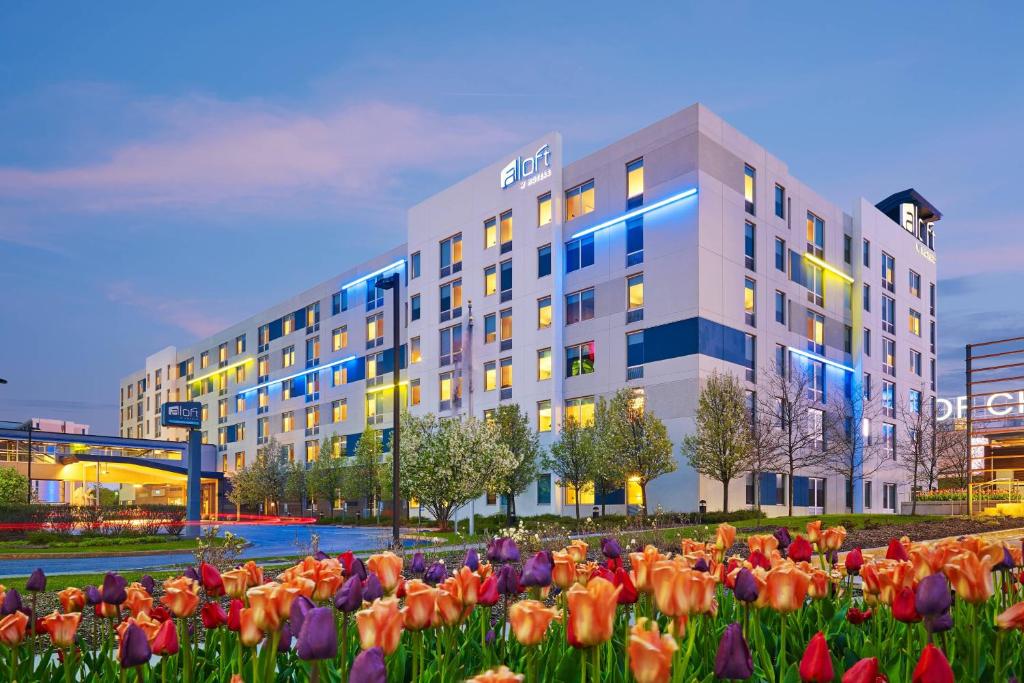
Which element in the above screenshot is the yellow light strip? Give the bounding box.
[189,357,254,385]
[802,252,854,283]
[365,380,409,395]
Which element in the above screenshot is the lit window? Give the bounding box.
[484,362,496,391]
[332,366,348,386]
[537,192,552,226]
[744,165,756,214]
[366,313,384,345]
[236,394,245,412]
[410,336,421,364]
[305,440,318,462]
[332,399,348,422]
[499,357,513,390]
[305,336,320,365]
[627,274,644,310]
[439,234,463,277]
[484,313,496,343]
[882,252,895,292]
[537,400,552,432]
[537,297,552,329]
[235,452,245,470]
[306,405,319,429]
[882,338,896,376]
[499,210,513,247]
[626,158,644,207]
[564,483,595,506]
[410,379,421,406]
[282,411,294,432]
[806,212,824,257]
[200,351,210,369]
[439,324,463,366]
[566,342,595,377]
[282,346,295,368]
[332,326,348,351]
[218,343,228,364]
[439,280,463,319]
[806,311,824,355]
[537,348,552,380]
[484,217,497,248]
[909,309,922,336]
[565,180,595,221]
[283,315,295,336]
[909,270,921,298]
[744,278,756,326]
[499,309,513,344]
[484,265,497,296]
[258,388,268,409]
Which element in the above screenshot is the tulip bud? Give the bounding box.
[463,548,480,572]
[296,607,338,660]
[844,547,863,574]
[773,527,792,550]
[521,552,552,588]
[349,646,386,683]
[119,623,152,668]
[101,573,128,606]
[600,537,622,559]
[789,536,813,563]
[714,623,753,680]
[334,575,363,613]
[496,565,521,596]
[201,601,228,629]
[885,538,909,561]
[26,569,46,593]
[139,575,156,595]
[362,574,383,602]
[911,644,954,683]
[733,568,760,603]
[798,631,834,683]
[841,657,882,683]
[410,552,426,575]
[892,587,921,623]
[915,573,951,617]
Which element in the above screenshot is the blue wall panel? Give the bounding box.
[641,317,747,367]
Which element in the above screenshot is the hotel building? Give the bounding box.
[120,103,940,517]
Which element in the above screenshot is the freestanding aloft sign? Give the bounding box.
[161,401,202,429]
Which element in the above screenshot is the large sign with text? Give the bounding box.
[161,401,202,429]
[500,144,552,190]
[937,393,1024,422]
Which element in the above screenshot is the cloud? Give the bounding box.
[0,98,519,212]
[104,280,230,338]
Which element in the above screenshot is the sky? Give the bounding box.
[1,3,1022,434]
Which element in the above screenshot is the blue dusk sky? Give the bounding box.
[1,3,1022,434]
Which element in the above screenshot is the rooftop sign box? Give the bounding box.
[161,401,202,429]
[500,144,552,190]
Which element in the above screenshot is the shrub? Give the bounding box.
[0,504,187,538]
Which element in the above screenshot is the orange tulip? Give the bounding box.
[806,520,822,546]
[996,601,1024,630]
[566,540,589,564]
[575,562,600,585]
[434,587,465,627]
[807,569,830,600]
[955,537,1005,568]
[715,523,737,554]
[566,576,621,648]
[944,551,995,603]
[0,611,28,647]
[819,527,846,552]
[125,582,153,617]
[356,598,403,655]
[860,560,914,606]
[402,580,437,631]
[475,562,494,581]
[680,539,707,555]
[467,666,525,682]
[508,599,560,646]
[238,607,264,647]
[908,543,953,582]
[628,617,677,683]
[448,566,481,608]
[242,560,264,587]
[160,576,200,618]
[765,564,810,612]
[551,550,577,589]
[651,560,717,617]
[747,534,780,556]
[367,552,404,595]
[221,568,250,600]
[629,545,664,594]
[37,611,81,648]
[116,613,162,646]
[247,582,303,632]
[58,587,86,613]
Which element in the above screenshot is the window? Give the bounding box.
[201,351,210,369]
[366,313,384,346]
[863,239,871,268]
[484,265,497,296]
[565,234,595,272]
[882,425,896,461]
[744,221,756,270]
[882,380,895,417]
[744,334,756,382]
[410,294,421,321]
[537,348,552,380]
[909,270,921,298]
[484,217,497,249]
[864,328,872,356]
[235,364,246,383]
[910,349,922,376]
[499,259,512,300]
[499,210,513,250]
[410,251,421,279]
[484,362,496,391]
[864,480,873,509]
[881,252,895,292]
[863,284,871,312]
[627,274,644,317]
[332,365,348,386]
[806,212,824,257]
[305,337,320,367]
[864,373,873,400]
[282,346,295,368]
[909,309,922,336]
[626,158,644,208]
[807,361,825,402]
[566,288,595,325]
[366,282,383,311]
[257,417,268,440]
[565,180,595,221]
[499,357,513,392]
[566,342,596,377]
[537,192,552,226]
[306,405,320,430]
[809,408,825,449]
[627,331,645,374]
[882,338,896,376]
[843,234,852,264]
[306,303,320,329]
[537,244,551,278]
[909,389,922,414]
[439,324,463,366]
[807,263,824,307]
[536,473,552,505]
[774,184,785,219]
[774,238,786,271]
[775,344,787,377]
[235,335,246,355]
[744,278,756,326]
[332,326,348,351]
[235,452,245,471]
[331,291,347,315]
[536,296,552,329]
[744,164,756,214]
[236,394,245,412]
[626,217,644,266]
[537,401,552,432]
[565,396,595,426]
[409,378,421,406]
[439,279,462,321]
[332,399,348,423]
[806,311,824,355]
[484,313,496,343]
[282,411,294,432]
[218,398,228,420]
[929,282,936,316]
[438,370,461,409]
[258,387,269,410]
[439,234,463,277]
[774,290,786,324]
[882,295,896,333]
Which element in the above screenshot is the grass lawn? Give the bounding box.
[0,533,237,557]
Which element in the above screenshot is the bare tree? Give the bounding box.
[823,386,887,512]
[896,386,940,515]
[746,380,786,512]
[936,421,971,488]
[758,361,830,516]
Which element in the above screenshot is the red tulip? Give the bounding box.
[789,536,813,563]
[911,644,953,683]
[846,607,873,625]
[338,551,355,576]
[227,599,243,632]
[842,657,887,683]
[845,548,864,574]
[749,550,772,570]
[798,631,834,683]
[201,601,228,629]
[885,539,909,561]
[151,619,179,656]
[477,576,499,607]
[614,568,638,604]
[892,587,921,623]
[200,563,224,597]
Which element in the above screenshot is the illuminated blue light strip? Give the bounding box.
[340,259,406,291]
[787,346,854,374]
[569,187,698,240]
[239,355,357,394]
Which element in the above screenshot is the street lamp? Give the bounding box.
[374,272,402,550]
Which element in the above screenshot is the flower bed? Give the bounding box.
[1,518,1022,681]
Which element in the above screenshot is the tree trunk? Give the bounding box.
[722,479,730,513]
[640,483,648,517]
[752,471,761,513]
[574,497,580,520]
[787,466,795,517]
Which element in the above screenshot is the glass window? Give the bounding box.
[500,259,512,295]
[282,411,294,432]
[332,366,348,386]
[882,338,896,376]
[537,348,552,380]
[439,280,462,317]
[305,337,320,365]
[909,309,922,336]
[201,351,210,369]
[410,336,421,364]
[537,296,551,329]
[537,192,552,226]
[484,362,496,391]
[863,284,871,312]
[627,274,644,310]
[565,234,595,272]
[806,212,824,257]
[744,164,756,214]
[410,251,421,279]
[744,334,756,382]
[863,239,871,268]
[499,308,513,343]
[439,324,463,366]
[484,217,497,249]
[806,311,824,354]
[626,158,644,205]
[235,335,246,355]
[626,217,644,266]
[910,349,922,376]
[332,326,348,351]
[774,237,785,271]
[282,346,295,368]
[565,396,595,426]
[366,313,384,344]
[774,290,786,324]
[882,252,895,292]
[410,294,420,321]
[745,277,756,326]
[882,424,896,460]
[499,357,513,390]
[627,331,644,369]
[744,221,756,270]
[499,210,513,247]
[565,180,595,221]
[484,313,496,343]
[439,234,463,276]
[484,265,497,296]
[537,400,552,432]
[566,288,595,325]
[864,328,872,356]
[882,295,895,333]
[844,234,852,264]
[909,270,921,298]
[566,342,596,377]
[774,184,785,219]
[536,473,552,505]
[537,244,551,278]
[332,399,347,423]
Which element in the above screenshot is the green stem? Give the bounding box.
[779,612,787,679]
[592,644,601,682]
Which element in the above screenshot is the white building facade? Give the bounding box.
[121,104,940,518]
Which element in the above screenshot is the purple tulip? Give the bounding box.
[410,552,426,574]
[928,608,954,633]
[485,629,495,645]
[773,527,792,551]
[424,561,447,585]
[139,575,156,595]
[296,607,338,661]
[350,558,368,582]
[84,586,101,606]
[362,574,383,602]
[1,589,22,616]
[714,623,753,680]
[487,537,520,564]
[915,573,952,617]
[26,568,46,593]
[349,646,387,683]
[600,537,622,559]
[521,552,552,587]
[463,548,480,572]
[119,623,152,668]
[102,572,128,605]
[277,622,293,652]
[733,568,759,603]
[290,596,315,635]
[496,565,521,596]
[183,566,200,582]
[334,575,363,613]
[996,545,1014,571]
[314,551,329,561]
[693,557,709,573]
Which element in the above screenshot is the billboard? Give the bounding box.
[161,401,202,429]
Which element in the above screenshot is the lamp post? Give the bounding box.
[375,273,402,550]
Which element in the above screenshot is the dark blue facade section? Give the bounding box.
[759,473,777,505]
[643,317,747,367]
[793,476,809,507]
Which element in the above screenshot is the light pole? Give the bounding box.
[375,273,402,550]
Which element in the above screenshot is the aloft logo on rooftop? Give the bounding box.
[500,144,552,190]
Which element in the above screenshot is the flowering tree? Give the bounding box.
[399,411,514,530]
[544,416,599,520]
[490,404,542,524]
[604,388,675,516]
